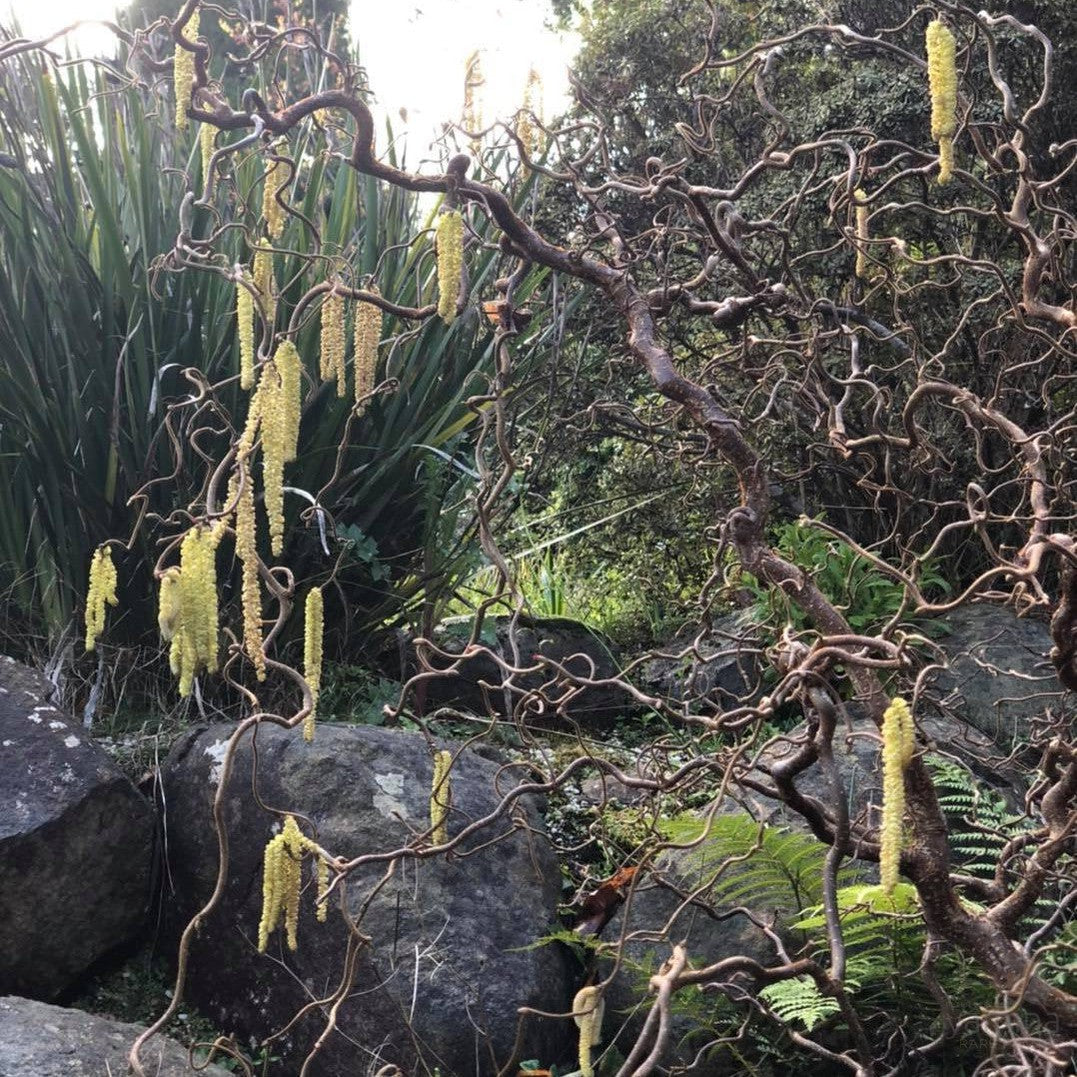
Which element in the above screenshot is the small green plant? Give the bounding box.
[733,517,949,641]
[317,664,405,726]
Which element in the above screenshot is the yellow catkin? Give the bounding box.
[253,239,276,330]
[235,466,266,681]
[182,527,219,672]
[353,291,382,408]
[854,189,870,279]
[303,586,324,743]
[200,121,215,180]
[517,67,544,157]
[430,749,453,845]
[573,986,604,1077]
[926,19,958,184]
[273,340,302,463]
[258,815,316,952]
[462,49,483,141]
[320,290,346,395]
[173,9,199,132]
[315,854,329,922]
[236,271,255,391]
[880,696,915,895]
[262,158,287,241]
[257,362,287,557]
[84,545,118,652]
[435,210,463,325]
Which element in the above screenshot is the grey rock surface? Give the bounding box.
[924,604,1064,748]
[0,996,231,1077]
[0,660,153,1000]
[637,613,763,712]
[160,722,573,1076]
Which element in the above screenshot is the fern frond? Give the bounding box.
[758,977,839,1031]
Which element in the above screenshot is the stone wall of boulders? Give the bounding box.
[0,603,1068,1076]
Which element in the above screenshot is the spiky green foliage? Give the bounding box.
[0,46,563,665]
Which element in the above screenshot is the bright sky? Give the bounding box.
[5,0,576,142]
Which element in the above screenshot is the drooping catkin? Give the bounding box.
[320,289,346,395]
[572,986,604,1077]
[435,210,464,325]
[430,749,453,844]
[880,696,915,895]
[926,19,958,184]
[84,545,118,652]
[303,586,324,743]
[181,527,219,673]
[854,189,871,279]
[517,67,544,157]
[273,340,302,463]
[262,158,287,240]
[173,9,199,132]
[462,49,484,140]
[353,291,382,408]
[258,362,287,557]
[200,121,215,180]
[236,271,255,390]
[235,464,266,681]
[253,239,276,329]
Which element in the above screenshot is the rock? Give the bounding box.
[0,996,231,1076]
[160,722,573,1076]
[390,615,631,726]
[0,661,153,1000]
[637,613,762,712]
[924,604,1065,749]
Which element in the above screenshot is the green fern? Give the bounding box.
[657,813,862,913]
[758,976,840,1031]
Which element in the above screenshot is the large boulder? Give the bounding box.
[387,615,631,725]
[160,722,573,1076]
[0,996,231,1076]
[0,660,153,1000]
[924,604,1065,749]
[637,613,763,712]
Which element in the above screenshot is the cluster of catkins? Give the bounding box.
[258,815,329,952]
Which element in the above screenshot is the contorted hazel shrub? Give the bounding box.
[926,18,958,184]
[172,9,198,132]
[84,545,118,652]
[435,209,463,324]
